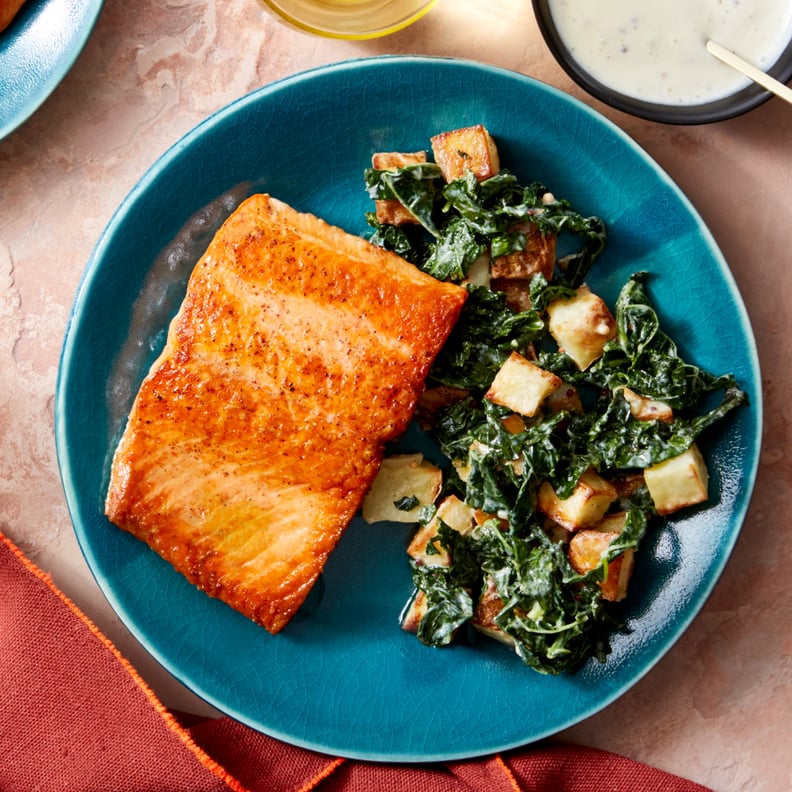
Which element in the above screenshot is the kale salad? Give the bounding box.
[361,126,747,675]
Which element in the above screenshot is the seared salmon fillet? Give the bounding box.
[105,194,467,634]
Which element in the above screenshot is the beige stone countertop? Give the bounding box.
[2,1,790,789]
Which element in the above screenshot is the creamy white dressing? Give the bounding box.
[547,0,792,105]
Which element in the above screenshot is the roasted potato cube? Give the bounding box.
[569,528,635,602]
[569,530,618,572]
[546,285,617,370]
[430,124,500,182]
[473,509,509,530]
[371,150,427,226]
[374,200,419,227]
[621,387,674,423]
[610,470,646,500]
[644,443,709,515]
[406,494,476,567]
[400,588,428,633]
[415,385,469,430]
[472,577,515,648]
[485,352,562,418]
[537,469,617,530]
[433,494,478,535]
[604,552,635,602]
[371,151,427,169]
[501,413,526,435]
[490,221,556,282]
[362,453,442,524]
[543,517,572,544]
[453,457,471,484]
[462,252,492,289]
[594,511,628,534]
[491,277,533,312]
[545,382,584,414]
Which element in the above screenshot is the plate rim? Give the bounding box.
[55,55,763,762]
[0,0,104,141]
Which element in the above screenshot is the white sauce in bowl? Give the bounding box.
[547,0,792,105]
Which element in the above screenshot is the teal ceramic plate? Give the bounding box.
[55,57,761,761]
[0,0,102,140]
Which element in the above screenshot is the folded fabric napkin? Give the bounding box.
[0,530,712,792]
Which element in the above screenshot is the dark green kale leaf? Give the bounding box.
[602,506,650,561]
[472,519,612,674]
[364,163,445,237]
[412,507,649,672]
[364,214,426,265]
[587,271,745,410]
[394,495,420,512]
[442,171,524,234]
[586,386,748,470]
[527,273,576,312]
[432,396,485,461]
[435,173,606,285]
[410,565,473,647]
[423,216,485,282]
[366,163,606,285]
[428,286,544,392]
[410,520,480,647]
[434,397,578,524]
[537,271,748,473]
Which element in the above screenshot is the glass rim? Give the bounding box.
[259,0,439,40]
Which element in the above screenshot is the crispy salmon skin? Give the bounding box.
[105,194,467,633]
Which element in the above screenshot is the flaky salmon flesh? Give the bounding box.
[105,194,467,634]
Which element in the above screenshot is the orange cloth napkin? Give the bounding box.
[0,530,712,792]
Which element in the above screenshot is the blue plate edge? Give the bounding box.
[0,0,105,141]
[52,55,764,763]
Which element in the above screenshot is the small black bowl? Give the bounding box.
[532,0,792,124]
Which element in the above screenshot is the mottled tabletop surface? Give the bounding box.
[1,1,790,789]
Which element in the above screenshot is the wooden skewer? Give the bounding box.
[706,39,792,106]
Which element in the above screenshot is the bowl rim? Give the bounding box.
[532,0,792,124]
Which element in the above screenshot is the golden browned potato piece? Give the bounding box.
[490,278,533,312]
[546,285,617,370]
[490,221,556,282]
[644,444,709,515]
[620,386,674,423]
[485,351,562,418]
[537,469,617,531]
[371,150,427,225]
[400,589,428,633]
[361,453,443,524]
[472,576,516,647]
[406,494,476,568]
[430,124,500,182]
[568,526,635,602]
